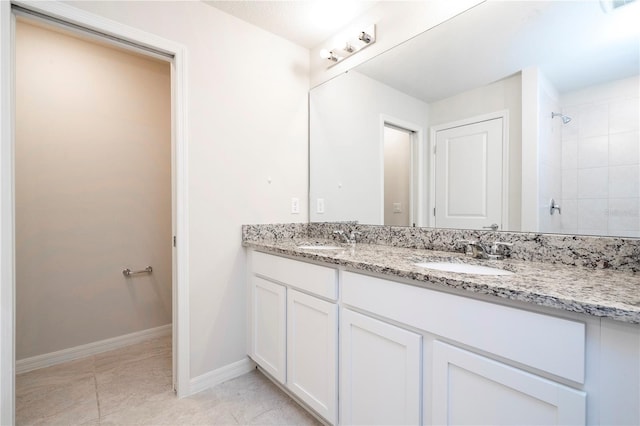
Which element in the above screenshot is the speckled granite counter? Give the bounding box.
[243,234,640,324]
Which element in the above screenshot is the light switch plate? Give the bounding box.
[317,198,325,214]
[291,197,300,214]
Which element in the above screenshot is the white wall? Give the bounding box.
[428,73,523,231]
[521,67,541,232]
[559,75,640,237]
[309,71,429,224]
[64,0,309,379]
[15,20,172,359]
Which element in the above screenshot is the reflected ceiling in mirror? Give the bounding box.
[309,0,640,238]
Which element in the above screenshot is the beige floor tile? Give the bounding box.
[246,399,320,425]
[100,393,241,426]
[95,368,173,417]
[15,375,99,426]
[94,336,171,374]
[94,337,173,416]
[16,337,319,426]
[16,357,95,393]
[190,371,319,426]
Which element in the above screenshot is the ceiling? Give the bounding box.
[204,1,380,49]
[356,0,640,102]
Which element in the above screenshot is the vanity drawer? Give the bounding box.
[252,251,338,300]
[342,271,585,383]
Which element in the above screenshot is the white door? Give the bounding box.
[286,289,338,424]
[251,277,286,383]
[340,308,422,425]
[432,341,586,425]
[435,118,503,230]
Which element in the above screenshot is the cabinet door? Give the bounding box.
[340,308,422,425]
[432,341,586,425]
[287,289,338,424]
[251,276,286,383]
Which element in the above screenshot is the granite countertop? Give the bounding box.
[244,238,640,324]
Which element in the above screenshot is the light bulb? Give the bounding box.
[319,49,338,62]
[359,31,372,44]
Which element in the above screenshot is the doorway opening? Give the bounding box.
[381,117,425,227]
[383,125,413,226]
[1,2,190,423]
[14,12,173,415]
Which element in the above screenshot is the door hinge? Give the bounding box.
[433,207,436,216]
[173,236,176,247]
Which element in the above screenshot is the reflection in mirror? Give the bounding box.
[309,0,640,237]
[310,71,429,225]
[383,125,413,226]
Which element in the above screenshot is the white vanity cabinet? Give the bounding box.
[432,341,586,425]
[342,271,587,426]
[249,251,339,424]
[251,276,286,383]
[247,249,640,425]
[340,308,422,425]
[287,288,338,422]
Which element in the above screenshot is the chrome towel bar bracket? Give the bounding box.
[123,266,153,277]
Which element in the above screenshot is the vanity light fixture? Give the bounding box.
[320,24,376,67]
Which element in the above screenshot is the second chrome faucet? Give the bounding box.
[456,239,513,260]
[334,229,361,244]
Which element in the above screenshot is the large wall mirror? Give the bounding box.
[309,0,640,237]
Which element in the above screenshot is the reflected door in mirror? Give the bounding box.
[434,118,504,230]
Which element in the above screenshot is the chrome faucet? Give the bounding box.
[456,240,513,260]
[334,229,361,244]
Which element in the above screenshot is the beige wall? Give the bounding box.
[15,20,172,359]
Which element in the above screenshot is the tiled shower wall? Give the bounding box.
[560,75,640,237]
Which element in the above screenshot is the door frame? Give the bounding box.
[428,110,510,230]
[379,115,425,227]
[0,1,190,423]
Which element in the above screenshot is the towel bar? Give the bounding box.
[122,266,152,277]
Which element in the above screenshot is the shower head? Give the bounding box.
[552,112,572,124]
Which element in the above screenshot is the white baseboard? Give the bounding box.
[16,324,172,374]
[188,357,256,395]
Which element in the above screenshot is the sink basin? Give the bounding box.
[415,262,514,276]
[297,244,343,250]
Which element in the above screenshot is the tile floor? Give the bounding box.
[16,336,320,425]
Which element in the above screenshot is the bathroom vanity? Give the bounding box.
[243,224,640,426]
